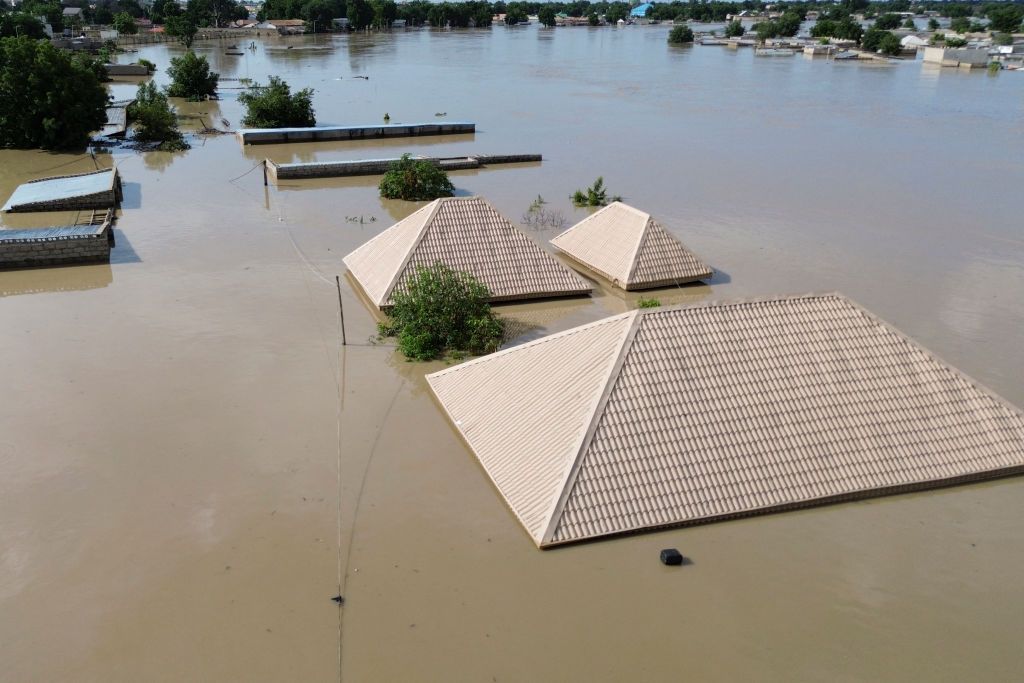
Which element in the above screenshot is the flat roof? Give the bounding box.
[2,169,117,213]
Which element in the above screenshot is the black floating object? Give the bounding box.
[331,595,345,604]
[660,548,684,566]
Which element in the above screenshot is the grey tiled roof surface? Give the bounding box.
[389,197,591,305]
[343,197,591,308]
[429,294,1024,547]
[628,219,713,288]
[550,202,711,290]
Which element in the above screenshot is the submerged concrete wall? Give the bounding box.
[236,122,475,145]
[267,154,542,181]
[923,46,990,67]
[0,225,113,269]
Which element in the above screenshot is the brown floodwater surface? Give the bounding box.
[2,26,1023,682]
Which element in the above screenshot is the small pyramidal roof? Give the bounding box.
[427,294,1024,547]
[343,196,591,308]
[550,202,712,290]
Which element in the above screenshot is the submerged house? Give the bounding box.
[2,168,122,213]
[427,294,1024,547]
[343,196,592,309]
[550,201,712,290]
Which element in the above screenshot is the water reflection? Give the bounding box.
[0,263,113,297]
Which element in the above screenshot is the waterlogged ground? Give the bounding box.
[2,25,1023,682]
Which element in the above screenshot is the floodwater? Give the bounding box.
[2,25,1023,682]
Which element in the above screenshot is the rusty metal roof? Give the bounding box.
[343,197,592,308]
[427,294,1024,547]
[550,202,712,290]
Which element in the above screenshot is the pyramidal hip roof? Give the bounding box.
[550,201,712,291]
[343,196,592,308]
[426,294,1024,547]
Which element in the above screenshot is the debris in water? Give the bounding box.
[383,113,390,123]
[660,548,684,566]
[435,112,447,117]
[331,595,345,604]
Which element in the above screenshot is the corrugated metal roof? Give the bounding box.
[343,197,592,308]
[0,225,106,242]
[550,202,712,290]
[427,294,1024,547]
[2,169,117,212]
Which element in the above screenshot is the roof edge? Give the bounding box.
[538,309,643,546]
[623,215,655,284]
[376,198,443,306]
[425,308,637,382]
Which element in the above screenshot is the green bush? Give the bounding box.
[873,13,900,30]
[724,20,744,37]
[902,17,916,29]
[927,18,939,31]
[379,153,454,201]
[667,24,694,43]
[638,298,661,309]
[949,16,970,33]
[378,263,504,361]
[128,81,189,150]
[238,76,315,128]
[0,37,107,150]
[994,32,1013,46]
[571,176,620,207]
[112,11,137,34]
[945,36,968,47]
[137,58,156,73]
[878,32,902,55]
[165,50,218,101]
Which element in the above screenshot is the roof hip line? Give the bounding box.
[538,309,643,546]
[378,198,445,305]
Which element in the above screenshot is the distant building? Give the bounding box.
[630,3,653,18]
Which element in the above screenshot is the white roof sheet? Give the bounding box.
[2,169,117,212]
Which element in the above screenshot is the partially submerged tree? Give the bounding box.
[724,19,743,37]
[165,50,218,101]
[378,263,504,361]
[379,153,455,201]
[667,23,694,44]
[0,37,107,150]
[128,80,189,150]
[571,177,620,207]
[237,76,316,128]
[537,5,556,27]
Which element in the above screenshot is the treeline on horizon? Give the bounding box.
[2,0,1021,35]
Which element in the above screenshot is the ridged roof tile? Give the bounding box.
[344,197,591,308]
[428,294,1024,547]
[550,202,711,290]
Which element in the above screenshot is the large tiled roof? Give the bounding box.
[550,202,712,290]
[343,197,592,308]
[427,294,1024,547]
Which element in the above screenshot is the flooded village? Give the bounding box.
[2,1,1024,680]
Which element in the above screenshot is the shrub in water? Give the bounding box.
[128,81,189,150]
[166,50,218,101]
[238,76,316,128]
[378,263,504,361]
[379,153,455,201]
[668,24,694,44]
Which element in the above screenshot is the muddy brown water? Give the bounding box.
[2,26,1023,682]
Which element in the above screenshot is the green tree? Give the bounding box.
[587,11,599,25]
[724,19,744,37]
[902,17,916,29]
[571,176,620,206]
[0,13,46,37]
[877,31,902,55]
[537,5,556,26]
[370,0,396,28]
[379,153,455,201]
[346,0,371,28]
[112,11,137,33]
[927,17,939,30]
[0,37,107,150]
[165,14,198,46]
[94,5,114,23]
[667,23,694,43]
[20,0,61,27]
[504,2,528,24]
[874,13,900,29]
[987,6,1023,33]
[238,76,316,128]
[127,81,188,149]
[165,50,218,100]
[605,1,628,23]
[378,263,504,361]
[948,17,970,33]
